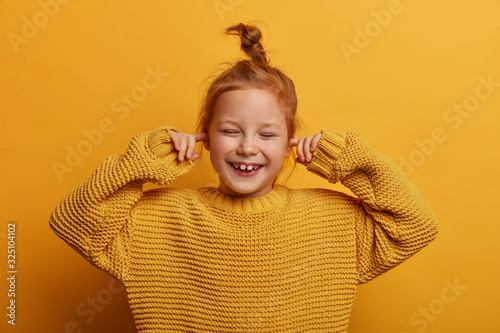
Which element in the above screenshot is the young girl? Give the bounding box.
[50,23,439,332]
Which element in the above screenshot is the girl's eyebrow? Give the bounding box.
[217,119,282,129]
[216,120,239,126]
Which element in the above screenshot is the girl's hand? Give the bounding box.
[170,131,208,162]
[290,133,322,165]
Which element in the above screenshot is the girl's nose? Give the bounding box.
[237,137,259,156]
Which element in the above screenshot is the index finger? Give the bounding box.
[290,138,299,146]
[194,132,208,142]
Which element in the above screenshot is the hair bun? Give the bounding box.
[226,23,268,64]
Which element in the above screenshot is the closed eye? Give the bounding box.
[222,129,239,134]
[260,133,277,138]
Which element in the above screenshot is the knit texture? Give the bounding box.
[50,126,439,332]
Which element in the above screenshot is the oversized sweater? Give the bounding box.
[49,126,439,332]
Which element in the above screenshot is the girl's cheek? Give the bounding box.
[211,137,233,153]
[266,141,289,155]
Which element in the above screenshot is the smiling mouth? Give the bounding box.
[229,162,263,173]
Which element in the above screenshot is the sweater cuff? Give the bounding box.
[148,125,180,159]
[306,129,346,181]
[146,125,195,184]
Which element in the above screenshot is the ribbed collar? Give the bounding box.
[198,185,288,214]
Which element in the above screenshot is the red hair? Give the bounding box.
[197,23,299,140]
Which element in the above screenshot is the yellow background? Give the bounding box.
[1,0,499,332]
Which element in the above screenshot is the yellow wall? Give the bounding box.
[1,0,499,332]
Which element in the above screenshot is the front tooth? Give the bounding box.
[240,164,246,170]
[247,165,253,171]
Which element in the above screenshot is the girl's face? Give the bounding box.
[206,88,292,198]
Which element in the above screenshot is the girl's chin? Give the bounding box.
[218,183,272,198]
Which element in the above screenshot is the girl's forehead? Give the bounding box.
[212,107,287,128]
[214,90,286,118]
[215,88,279,108]
[206,89,294,135]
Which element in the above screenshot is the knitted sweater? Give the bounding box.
[49,126,439,332]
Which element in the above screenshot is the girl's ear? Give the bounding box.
[284,126,296,157]
[203,139,210,151]
[284,146,292,158]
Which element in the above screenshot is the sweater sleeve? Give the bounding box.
[49,126,194,282]
[307,129,439,284]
